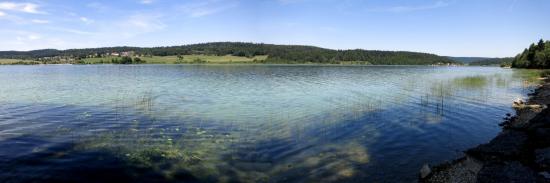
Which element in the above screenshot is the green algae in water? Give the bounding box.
[452,75,489,89]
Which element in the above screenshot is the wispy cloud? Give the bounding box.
[80,17,93,24]
[277,0,308,5]
[47,27,96,35]
[0,14,28,24]
[31,19,49,24]
[140,0,155,4]
[125,14,164,31]
[180,0,238,18]
[1,30,42,45]
[0,2,45,14]
[0,29,85,50]
[0,10,5,16]
[87,2,109,12]
[20,34,41,40]
[369,1,449,13]
[110,13,166,38]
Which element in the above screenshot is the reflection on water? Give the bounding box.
[0,65,542,182]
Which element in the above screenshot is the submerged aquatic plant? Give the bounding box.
[452,75,489,89]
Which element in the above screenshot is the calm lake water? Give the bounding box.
[0,65,540,182]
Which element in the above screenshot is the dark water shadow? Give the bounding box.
[0,135,200,183]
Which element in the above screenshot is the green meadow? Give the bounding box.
[0,59,40,65]
[0,55,268,65]
[81,55,269,64]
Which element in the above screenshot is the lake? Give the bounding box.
[0,65,540,182]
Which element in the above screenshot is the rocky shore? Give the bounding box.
[420,78,550,183]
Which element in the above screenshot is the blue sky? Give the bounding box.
[0,0,548,57]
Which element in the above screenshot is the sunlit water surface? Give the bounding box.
[0,65,541,182]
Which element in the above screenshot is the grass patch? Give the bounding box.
[0,59,40,65]
[81,55,269,64]
[541,70,550,78]
[453,75,488,89]
[512,69,545,84]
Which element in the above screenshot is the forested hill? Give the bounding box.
[512,39,550,68]
[0,42,456,65]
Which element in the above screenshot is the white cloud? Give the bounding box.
[0,2,44,14]
[5,31,42,45]
[180,0,238,18]
[140,0,155,4]
[80,17,94,24]
[369,1,449,13]
[0,14,27,24]
[0,15,49,25]
[0,30,85,50]
[0,11,5,16]
[31,19,49,24]
[26,34,40,40]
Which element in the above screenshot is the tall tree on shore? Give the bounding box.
[512,39,550,69]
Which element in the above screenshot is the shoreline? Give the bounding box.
[420,77,550,182]
[0,62,461,66]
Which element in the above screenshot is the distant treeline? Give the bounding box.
[110,56,145,64]
[0,42,455,65]
[512,39,550,68]
[447,57,492,64]
[469,57,513,67]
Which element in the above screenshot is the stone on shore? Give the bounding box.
[513,98,524,107]
[420,164,431,179]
